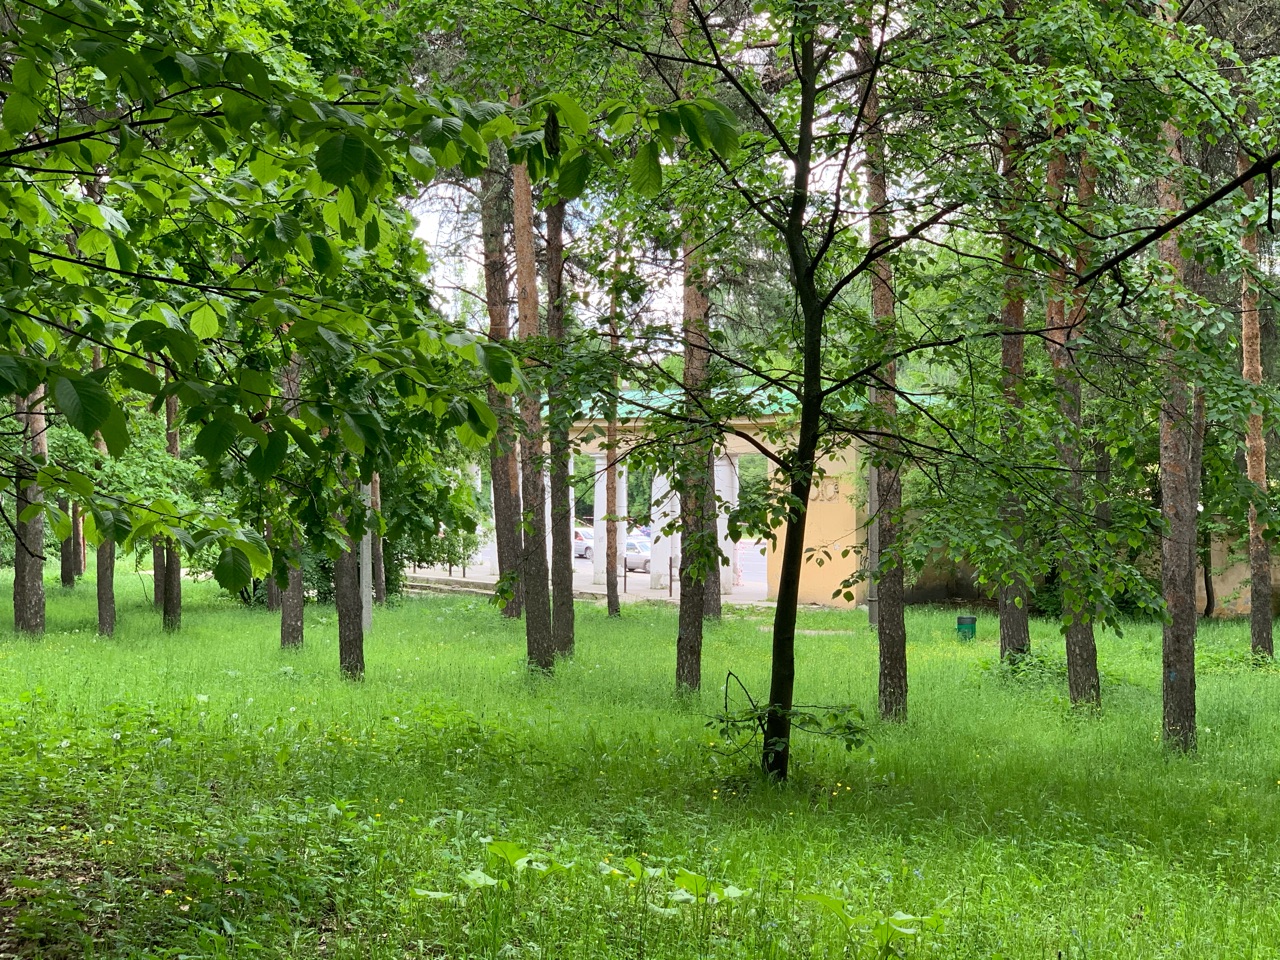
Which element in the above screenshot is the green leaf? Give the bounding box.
[193,418,238,462]
[548,94,591,136]
[556,152,592,200]
[189,303,220,339]
[98,402,129,457]
[630,141,662,198]
[316,134,369,188]
[245,429,288,482]
[53,375,113,435]
[213,546,253,592]
[2,93,39,135]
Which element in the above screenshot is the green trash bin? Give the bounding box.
[956,615,977,641]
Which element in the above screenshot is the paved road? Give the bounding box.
[461,538,769,585]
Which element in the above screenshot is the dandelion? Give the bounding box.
[150,728,158,735]
[59,739,70,748]
[289,707,296,713]
[164,889,173,896]
[231,713,239,720]
[112,732,121,741]
[104,823,115,833]
[246,698,253,705]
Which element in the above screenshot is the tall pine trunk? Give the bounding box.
[59,496,75,588]
[335,533,364,678]
[1240,153,1272,656]
[1158,119,1201,751]
[480,161,524,618]
[1045,139,1100,707]
[862,31,906,720]
[162,392,182,632]
[92,348,115,635]
[280,355,304,649]
[545,197,575,653]
[14,389,46,635]
[513,159,554,668]
[998,116,1031,659]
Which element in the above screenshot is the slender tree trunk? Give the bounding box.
[998,116,1031,658]
[1200,515,1215,617]
[14,389,46,635]
[676,241,712,687]
[1045,137,1100,707]
[281,534,305,648]
[862,32,906,720]
[370,472,387,604]
[480,161,523,618]
[762,33,819,780]
[1240,153,1272,656]
[280,355,304,648]
[152,538,165,608]
[605,425,621,616]
[545,198,575,653]
[59,497,75,588]
[1158,120,1200,751]
[513,158,554,668]
[72,503,83,577]
[334,535,364,678]
[162,392,181,632]
[92,348,115,635]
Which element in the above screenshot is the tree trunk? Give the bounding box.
[59,496,75,588]
[334,536,364,678]
[702,446,722,622]
[605,418,621,617]
[370,473,387,604]
[281,535,305,649]
[998,114,1031,659]
[480,160,524,619]
[92,347,115,636]
[14,389,46,635]
[1240,152,1272,656]
[1158,120,1200,751]
[762,32,819,781]
[162,540,182,632]
[72,503,84,577]
[513,158,554,668]
[545,198,575,655]
[280,355,304,649]
[152,538,165,609]
[862,34,906,721]
[1200,514,1215,617]
[1046,139,1100,707]
[162,392,181,631]
[676,240,712,687]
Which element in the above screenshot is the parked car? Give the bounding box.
[624,538,651,573]
[573,527,594,559]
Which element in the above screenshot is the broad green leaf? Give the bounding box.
[630,141,662,198]
[53,375,113,435]
[212,546,253,592]
[556,152,592,200]
[2,93,39,135]
[316,133,369,187]
[194,418,238,462]
[189,303,220,339]
[548,94,590,136]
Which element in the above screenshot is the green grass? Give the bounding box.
[4,573,1280,959]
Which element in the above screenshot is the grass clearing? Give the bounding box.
[3,575,1280,958]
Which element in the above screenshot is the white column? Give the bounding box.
[487,464,501,575]
[592,454,608,583]
[544,469,554,564]
[714,455,739,595]
[359,483,373,630]
[650,472,678,589]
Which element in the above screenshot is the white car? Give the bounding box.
[573,527,594,559]
[624,538,651,573]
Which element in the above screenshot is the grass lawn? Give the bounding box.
[3,572,1280,959]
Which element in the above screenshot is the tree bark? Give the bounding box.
[59,496,75,588]
[14,389,46,635]
[545,198,575,654]
[162,392,181,631]
[1046,136,1100,707]
[513,158,554,669]
[92,348,115,636]
[280,354,304,648]
[480,160,524,618]
[997,111,1032,659]
[334,535,364,678]
[862,31,906,721]
[676,240,712,688]
[72,503,84,577]
[1158,120,1200,751]
[152,538,165,609]
[370,472,387,604]
[1240,152,1272,656]
[702,445,722,621]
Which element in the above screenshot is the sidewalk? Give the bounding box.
[407,557,771,606]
